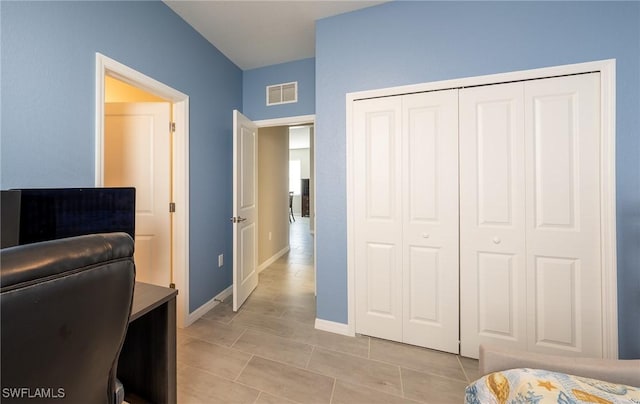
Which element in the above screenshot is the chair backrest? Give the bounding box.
[1,233,135,403]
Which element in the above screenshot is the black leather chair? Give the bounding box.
[1,233,136,404]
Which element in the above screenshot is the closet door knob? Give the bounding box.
[493,237,501,244]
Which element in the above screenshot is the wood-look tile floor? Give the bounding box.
[177,217,479,403]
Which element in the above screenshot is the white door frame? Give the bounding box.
[95,53,190,328]
[346,59,618,358]
[253,114,317,296]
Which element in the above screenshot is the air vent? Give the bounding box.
[266,82,298,106]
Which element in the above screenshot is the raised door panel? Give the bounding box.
[477,252,519,340]
[240,223,257,285]
[354,97,403,341]
[401,90,459,353]
[459,83,527,358]
[240,127,256,210]
[533,257,581,350]
[525,73,602,357]
[233,110,259,311]
[105,103,171,287]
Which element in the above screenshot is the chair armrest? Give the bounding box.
[479,344,640,387]
[114,378,124,404]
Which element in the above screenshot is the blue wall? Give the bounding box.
[0,1,242,312]
[243,58,315,121]
[315,1,640,358]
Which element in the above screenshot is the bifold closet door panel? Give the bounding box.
[524,73,602,357]
[353,96,404,341]
[459,82,527,359]
[401,90,459,353]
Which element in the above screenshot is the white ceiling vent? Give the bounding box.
[266,82,298,106]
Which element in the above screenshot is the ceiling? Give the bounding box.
[163,1,386,70]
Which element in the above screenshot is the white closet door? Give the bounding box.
[354,96,403,341]
[524,73,602,357]
[402,91,459,353]
[460,82,527,358]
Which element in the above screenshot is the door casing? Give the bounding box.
[95,53,191,328]
[345,59,618,358]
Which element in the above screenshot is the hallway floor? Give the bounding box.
[177,217,479,403]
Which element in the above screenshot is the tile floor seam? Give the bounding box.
[333,376,418,403]
[304,345,316,369]
[398,365,470,385]
[228,343,314,370]
[181,332,247,354]
[236,357,334,404]
[230,326,249,348]
[365,347,470,383]
[313,344,444,376]
[243,352,390,391]
[179,360,260,390]
[254,390,305,404]
[307,352,405,398]
[328,377,337,404]
[399,364,405,398]
[457,355,471,383]
[234,353,255,382]
[193,317,246,336]
[231,378,289,401]
[310,345,470,397]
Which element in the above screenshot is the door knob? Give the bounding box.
[493,237,501,244]
[230,216,247,223]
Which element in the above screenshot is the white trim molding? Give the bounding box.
[185,285,233,327]
[258,246,290,273]
[598,61,618,359]
[345,59,618,358]
[95,53,191,329]
[253,114,315,128]
[315,318,355,337]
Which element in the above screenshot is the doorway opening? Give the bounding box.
[255,117,315,288]
[255,115,316,288]
[104,76,173,288]
[95,53,191,328]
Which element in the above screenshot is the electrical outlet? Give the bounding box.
[268,232,272,241]
[218,254,223,267]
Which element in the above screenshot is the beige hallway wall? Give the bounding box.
[258,126,290,266]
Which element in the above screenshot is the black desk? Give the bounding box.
[118,282,178,404]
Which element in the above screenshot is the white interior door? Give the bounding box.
[460,73,602,359]
[459,83,527,358]
[354,90,459,351]
[402,90,459,353]
[353,96,403,341]
[233,110,259,311]
[105,102,172,287]
[524,73,601,357]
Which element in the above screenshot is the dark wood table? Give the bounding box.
[117,282,178,404]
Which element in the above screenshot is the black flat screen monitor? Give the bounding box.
[16,187,136,245]
[1,190,22,248]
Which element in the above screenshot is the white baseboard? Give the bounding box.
[183,285,233,327]
[314,318,355,337]
[258,246,290,273]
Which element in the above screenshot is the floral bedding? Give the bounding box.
[465,368,640,404]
